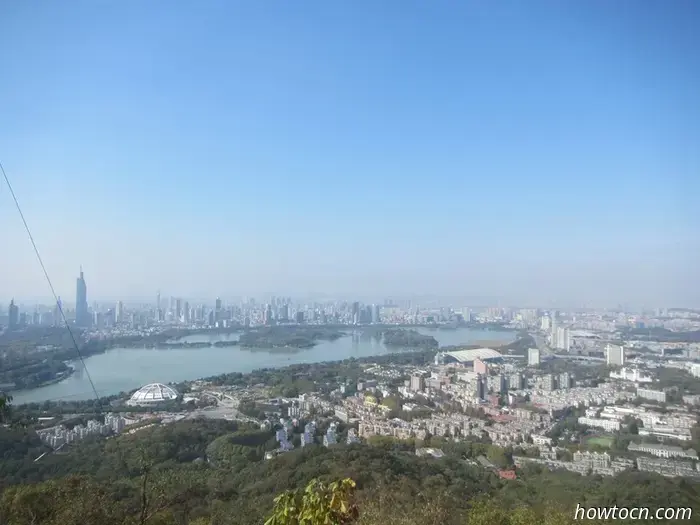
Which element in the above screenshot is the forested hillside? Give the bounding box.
[1,418,698,525]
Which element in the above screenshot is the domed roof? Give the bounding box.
[128,383,179,405]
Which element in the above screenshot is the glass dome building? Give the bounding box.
[127,383,180,406]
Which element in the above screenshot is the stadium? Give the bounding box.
[435,347,503,366]
[127,383,180,406]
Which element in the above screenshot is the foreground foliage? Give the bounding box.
[265,479,358,525]
[0,418,698,524]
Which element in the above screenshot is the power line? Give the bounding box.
[0,160,103,409]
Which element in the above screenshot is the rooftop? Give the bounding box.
[128,383,179,405]
[443,348,503,363]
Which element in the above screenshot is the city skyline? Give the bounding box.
[1,2,698,307]
[1,264,699,312]
[4,268,700,315]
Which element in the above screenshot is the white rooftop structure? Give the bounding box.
[569,330,599,339]
[127,383,179,406]
[443,348,503,363]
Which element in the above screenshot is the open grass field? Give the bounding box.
[586,435,614,448]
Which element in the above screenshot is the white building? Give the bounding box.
[637,388,667,403]
[531,434,552,446]
[609,367,653,383]
[555,327,571,352]
[628,443,697,459]
[606,344,625,366]
[540,316,551,331]
[578,416,621,432]
[323,428,337,447]
[528,348,541,367]
[127,383,179,406]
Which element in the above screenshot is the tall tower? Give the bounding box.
[75,267,89,328]
[8,299,19,330]
[54,297,62,326]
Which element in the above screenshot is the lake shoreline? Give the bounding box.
[9,327,516,405]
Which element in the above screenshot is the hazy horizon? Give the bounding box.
[1,2,698,309]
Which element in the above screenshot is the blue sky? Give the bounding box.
[1,1,698,307]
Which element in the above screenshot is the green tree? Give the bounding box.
[265,478,358,525]
[486,445,510,468]
[0,393,11,423]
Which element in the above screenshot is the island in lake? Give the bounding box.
[372,328,439,349]
[237,326,345,349]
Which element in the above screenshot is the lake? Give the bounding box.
[10,327,515,405]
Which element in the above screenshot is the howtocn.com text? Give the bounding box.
[575,504,693,521]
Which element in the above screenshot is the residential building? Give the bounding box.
[606,344,625,366]
[528,348,540,367]
[628,443,698,459]
[577,417,621,432]
[637,388,667,403]
[410,375,424,392]
[559,372,572,389]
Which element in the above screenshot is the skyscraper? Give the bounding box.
[371,304,381,324]
[54,297,62,326]
[8,299,19,330]
[75,267,89,328]
[115,301,124,323]
[215,297,222,323]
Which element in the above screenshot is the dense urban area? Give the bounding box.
[1,272,700,524]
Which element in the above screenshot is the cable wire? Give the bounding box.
[0,160,103,410]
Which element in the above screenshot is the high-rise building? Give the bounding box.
[475,375,486,400]
[539,374,555,391]
[606,344,625,366]
[410,375,424,392]
[53,297,62,326]
[371,304,381,324]
[509,373,524,390]
[549,319,558,348]
[554,327,570,352]
[363,305,372,324]
[352,302,360,325]
[215,297,222,323]
[540,315,551,331]
[527,348,540,366]
[559,372,572,389]
[75,267,90,328]
[488,374,507,394]
[8,299,19,330]
[115,301,124,323]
